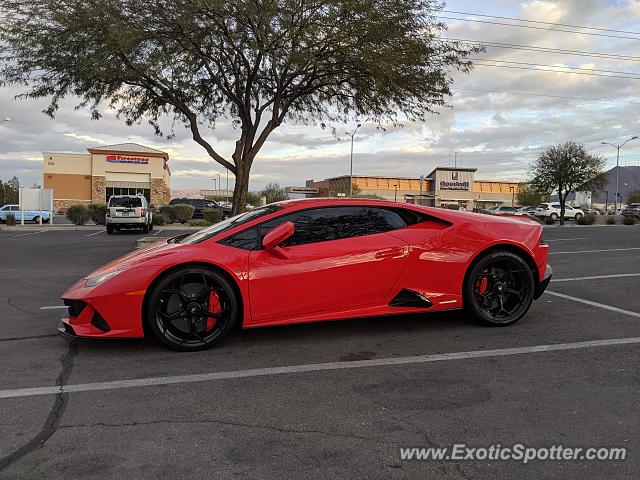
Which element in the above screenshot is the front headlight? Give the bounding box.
[85,270,123,287]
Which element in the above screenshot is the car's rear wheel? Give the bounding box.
[463,251,535,326]
[574,212,583,221]
[146,267,239,351]
[106,224,114,234]
[550,213,558,221]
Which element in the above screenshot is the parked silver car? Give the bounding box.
[106,195,153,234]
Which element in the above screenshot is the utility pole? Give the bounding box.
[601,136,638,213]
[346,124,362,197]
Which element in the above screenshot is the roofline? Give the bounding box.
[87,148,169,159]
[426,166,478,178]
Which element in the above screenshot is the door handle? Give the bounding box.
[375,247,405,259]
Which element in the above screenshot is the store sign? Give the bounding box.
[106,155,149,165]
[440,180,470,190]
[286,186,319,194]
[439,170,471,191]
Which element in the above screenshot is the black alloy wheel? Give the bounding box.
[464,251,535,326]
[147,267,238,351]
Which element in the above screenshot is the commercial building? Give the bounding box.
[307,166,521,210]
[43,143,171,210]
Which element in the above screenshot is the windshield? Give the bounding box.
[110,197,142,208]
[177,204,284,244]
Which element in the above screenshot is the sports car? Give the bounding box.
[59,198,552,351]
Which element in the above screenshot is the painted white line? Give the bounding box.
[10,230,46,238]
[552,273,640,283]
[550,247,640,255]
[545,237,587,242]
[39,305,68,310]
[545,291,640,318]
[84,230,104,237]
[152,229,164,236]
[1,337,639,399]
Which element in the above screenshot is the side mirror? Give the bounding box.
[262,221,294,258]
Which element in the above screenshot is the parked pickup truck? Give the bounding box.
[0,204,51,223]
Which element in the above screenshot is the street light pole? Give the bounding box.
[393,184,398,202]
[602,136,638,213]
[346,123,362,197]
[211,178,217,194]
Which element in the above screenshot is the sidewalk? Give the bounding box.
[0,223,206,231]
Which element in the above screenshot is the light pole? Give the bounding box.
[601,136,638,213]
[215,172,221,196]
[393,184,398,202]
[211,178,217,194]
[346,123,362,197]
[509,186,515,207]
[603,190,608,213]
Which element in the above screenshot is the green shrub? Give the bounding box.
[544,216,555,225]
[576,212,596,225]
[188,219,212,227]
[88,203,107,225]
[152,213,167,226]
[623,216,636,225]
[606,215,616,225]
[173,204,196,224]
[66,204,89,225]
[159,205,178,223]
[5,213,16,226]
[203,207,223,224]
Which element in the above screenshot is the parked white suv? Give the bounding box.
[535,203,584,221]
[106,195,153,234]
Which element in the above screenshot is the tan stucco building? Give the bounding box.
[43,143,171,210]
[308,167,522,210]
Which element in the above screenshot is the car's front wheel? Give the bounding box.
[146,266,239,351]
[574,212,583,221]
[463,251,535,326]
[550,213,558,221]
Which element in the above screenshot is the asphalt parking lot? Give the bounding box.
[1,224,639,479]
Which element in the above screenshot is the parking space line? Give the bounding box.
[1,336,640,399]
[40,305,68,310]
[10,230,47,238]
[546,291,640,318]
[550,247,640,255]
[84,230,104,237]
[552,273,640,283]
[152,229,164,236]
[545,237,587,242]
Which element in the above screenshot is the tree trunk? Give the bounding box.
[559,191,566,225]
[231,163,250,216]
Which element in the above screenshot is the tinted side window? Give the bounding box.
[260,207,376,247]
[219,227,260,250]
[362,207,408,233]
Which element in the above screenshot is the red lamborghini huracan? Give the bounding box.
[59,199,552,351]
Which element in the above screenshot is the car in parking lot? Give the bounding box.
[518,206,537,216]
[169,198,229,219]
[106,195,153,234]
[0,204,50,223]
[622,203,640,218]
[483,205,527,216]
[59,198,552,351]
[535,203,584,221]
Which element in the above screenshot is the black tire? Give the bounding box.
[463,251,535,326]
[106,224,114,234]
[146,266,239,351]
[550,213,558,221]
[142,222,149,234]
[574,213,583,221]
[32,216,39,223]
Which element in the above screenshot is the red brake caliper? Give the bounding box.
[478,273,489,295]
[206,291,221,331]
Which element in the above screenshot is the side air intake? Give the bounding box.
[389,289,432,308]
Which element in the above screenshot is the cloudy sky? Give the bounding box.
[1,0,639,192]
